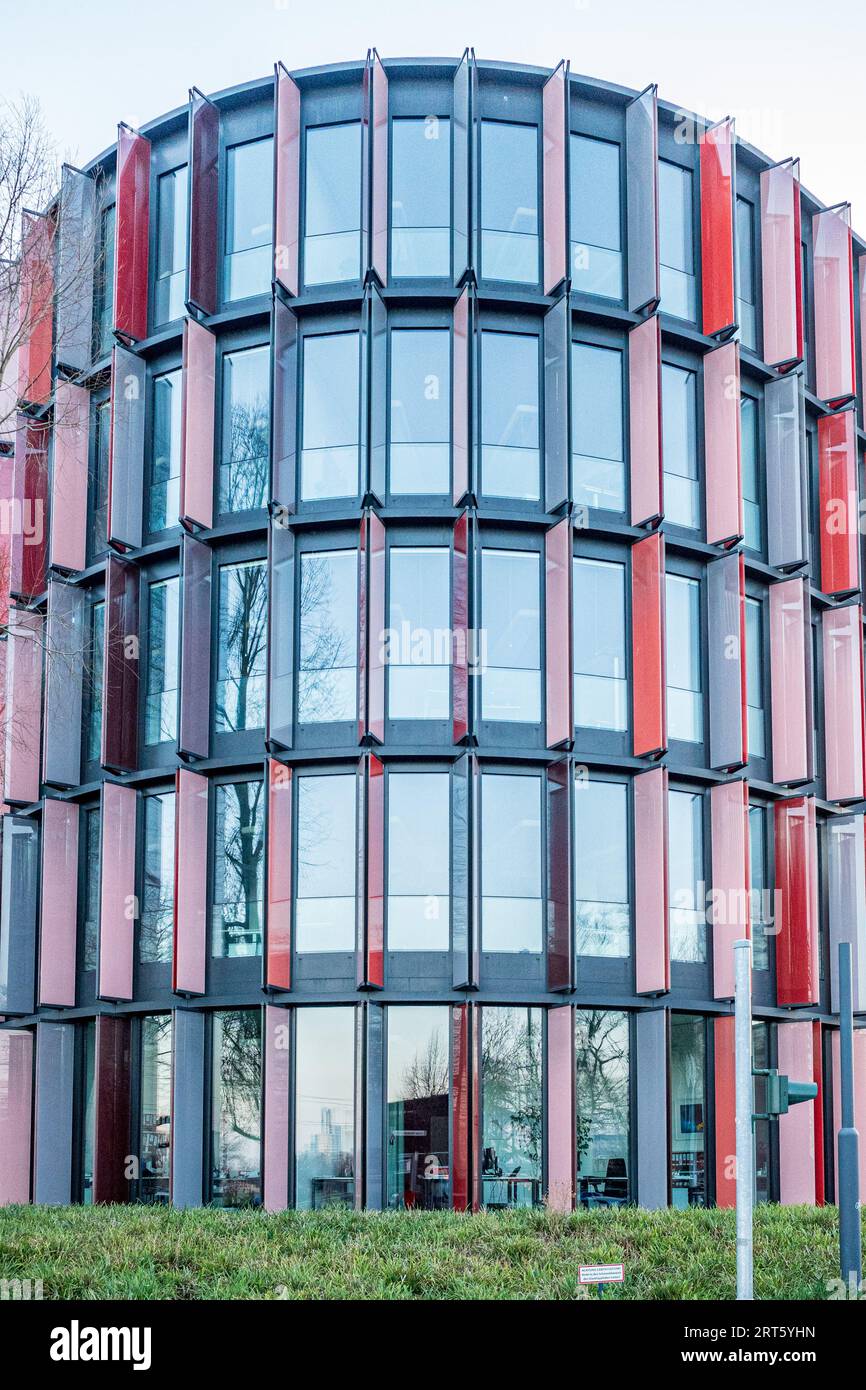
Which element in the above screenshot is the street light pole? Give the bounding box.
[837,940,862,1292]
[734,937,753,1301]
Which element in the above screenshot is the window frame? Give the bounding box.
[476,306,545,515]
[572,769,634,986]
[664,556,707,764]
[139,555,180,768]
[477,524,546,750]
[292,525,362,751]
[207,1004,264,1207]
[656,120,701,326]
[661,344,704,538]
[384,761,453,975]
[667,782,710,990]
[386,304,454,505]
[479,762,547,972]
[134,781,176,994]
[388,104,454,284]
[144,347,184,542]
[382,1002,455,1209]
[382,519,454,743]
[207,771,266,993]
[567,93,626,308]
[291,759,360,986]
[218,101,274,312]
[297,308,364,513]
[214,324,271,523]
[571,536,631,756]
[477,112,542,290]
[300,97,364,292]
[210,536,269,760]
[570,321,628,521]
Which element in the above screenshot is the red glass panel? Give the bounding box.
[187,89,220,316]
[274,63,301,297]
[451,1003,469,1210]
[545,517,572,749]
[173,768,209,996]
[813,205,856,407]
[710,779,749,1000]
[49,382,89,572]
[542,60,568,296]
[263,1004,290,1211]
[93,1015,131,1203]
[3,608,42,805]
[713,1015,736,1208]
[16,211,54,407]
[634,764,669,994]
[546,759,572,992]
[703,341,742,546]
[452,512,469,744]
[38,799,79,1008]
[818,410,859,597]
[769,577,811,785]
[822,604,865,804]
[547,1003,575,1211]
[774,797,819,1007]
[631,530,666,758]
[0,1030,33,1204]
[367,512,385,743]
[364,752,385,989]
[179,317,216,531]
[628,315,663,527]
[266,759,292,990]
[760,161,804,371]
[452,287,470,505]
[113,123,150,343]
[101,554,139,774]
[699,119,736,338]
[10,415,48,602]
[97,782,137,1003]
[370,50,388,286]
[777,1021,817,1203]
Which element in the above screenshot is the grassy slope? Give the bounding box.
[0,1204,850,1300]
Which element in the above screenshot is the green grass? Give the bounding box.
[0,1203,853,1300]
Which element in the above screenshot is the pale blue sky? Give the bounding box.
[1,0,864,228]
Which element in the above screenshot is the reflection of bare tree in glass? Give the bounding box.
[482,1009,542,1171]
[574,1010,628,1168]
[398,1033,449,1101]
[215,561,267,734]
[217,781,264,955]
[215,1010,262,1207]
[298,554,353,722]
[140,795,174,963]
[222,396,269,514]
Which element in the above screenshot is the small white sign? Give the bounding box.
[578,1263,624,1284]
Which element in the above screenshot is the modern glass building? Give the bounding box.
[1,54,865,1213]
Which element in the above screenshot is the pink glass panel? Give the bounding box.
[831,1029,866,1203]
[628,315,663,527]
[10,415,48,602]
[631,529,666,758]
[452,288,470,505]
[113,124,151,342]
[818,410,859,597]
[760,161,803,370]
[452,512,469,744]
[703,341,743,546]
[822,604,865,803]
[50,381,89,572]
[777,1021,817,1204]
[545,517,571,748]
[546,1003,574,1211]
[180,317,215,530]
[774,797,819,1007]
[16,211,54,407]
[365,753,385,989]
[710,779,750,1000]
[0,454,12,630]
[714,1016,736,1207]
[3,608,43,805]
[368,512,385,743]
[274,64,301,297]
[634,764,669,995]
[700,119,736,337]
[0,1030,33,1204]
[769,577,810,785]
[263,1004,290,1212]
[38,799,79,1008]
[813,205,856,406]
[173,768,209,996]
[266,759,292,990]
[97,782,137,1003]
[542,60,567,296]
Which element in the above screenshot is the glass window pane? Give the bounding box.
[662,363,698,528]
[89,400,110,561]
[298,549,358,723]
[211,1009,261,1207]
[481,331,540,501]
[481,1006,543,1207]
[391,117,451,278]
[81,806,100,973]
[215,561,267,733]
[752,1021,771,1201]
[569,135,622,299]
[575,1010,630,1206]
[481,548,541,723]
[571,341,624,512]
[224,137,273,301]
[80,1019,96,1203]
[665,573,703,743]
[670,1014,706,1206]
[659,160,696,321]
[211,781,264,959]
[482,773,542,952]
[145,577,179,746]
[149,368,182,532]
[572,557,627,729]
[387,1005,451,1208]
[94,203,115,358]
[387,546,450,720]
[574,778,629,958]
[219,345,269,513]
[746,597,765,760]
[140,790,175,964]
[155,166,188,325]
[304,122,362,285]
[84,599,104,764]
[741,396,761,552]
[480,121,539,284]
[296,772,356,953]
[749,805,769,971]
[387,773,450,949]
[668,790,706,963]
[138,1014,172,1204]
[736,197,756,351]
[301,333,360,500]
[295,1007,356,1208]
[389,328,451,494]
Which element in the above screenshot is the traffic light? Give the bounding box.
[753,1068,818,1118]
